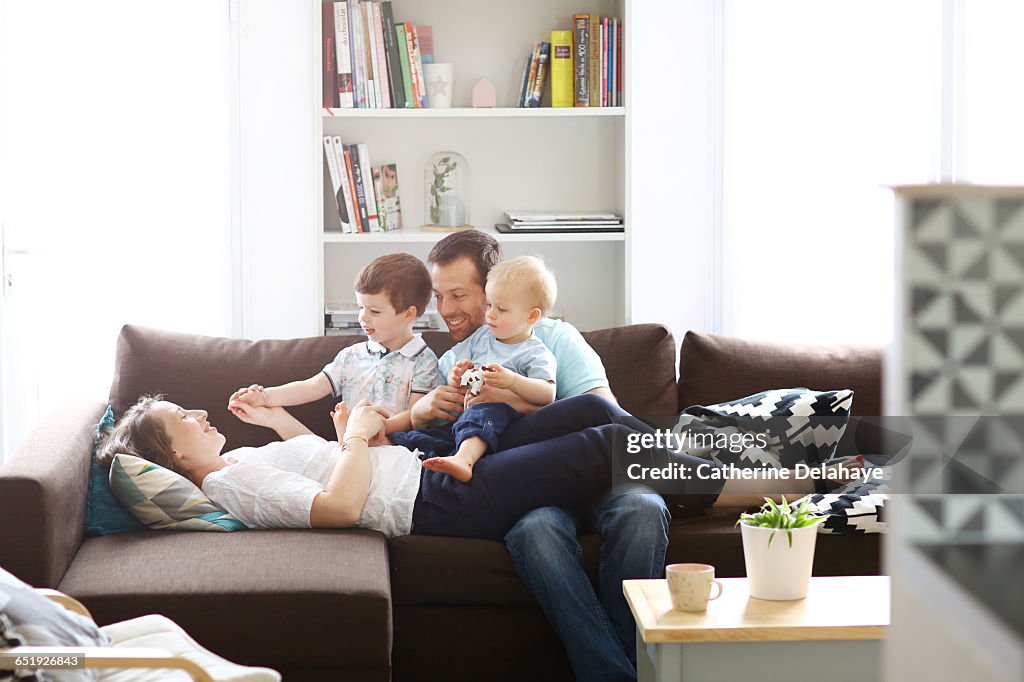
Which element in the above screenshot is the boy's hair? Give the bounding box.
[354,253,433,316]
[486,256,557,316]
[427,230,503,287]
[96,394,177,472]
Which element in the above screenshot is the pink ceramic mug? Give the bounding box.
[666,563,724,611]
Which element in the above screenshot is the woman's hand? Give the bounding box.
[448,359,474,387]
[229,399,282,429]
[332,400,388,444]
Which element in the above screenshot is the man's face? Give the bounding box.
[431,256,487,342]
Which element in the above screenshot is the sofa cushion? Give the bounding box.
[58,529,391,672]
[86,405,146,536]
[108,454,245,532]
[581,324,678,418]
[801,475,889,535]
[677,331,884,456]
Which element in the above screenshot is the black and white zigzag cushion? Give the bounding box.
[673,387,854,469]
[801,475,889,534]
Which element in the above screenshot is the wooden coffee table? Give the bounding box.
[623,576,889,682]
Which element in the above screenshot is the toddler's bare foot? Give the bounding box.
[422,454,474,483]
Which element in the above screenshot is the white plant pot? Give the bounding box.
[740,522,819,600]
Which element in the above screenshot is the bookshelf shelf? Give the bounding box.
[323,107,626,119]
[322,225,626,244]
[316,0,630,333]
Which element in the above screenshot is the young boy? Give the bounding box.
[229,253,441,433]
[402,255,558,483]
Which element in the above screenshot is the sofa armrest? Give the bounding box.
[0,400,105,587]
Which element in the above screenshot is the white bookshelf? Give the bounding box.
[314,0,630,333]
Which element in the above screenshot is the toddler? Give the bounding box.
[230,253,441,432]
[413,256,558,482]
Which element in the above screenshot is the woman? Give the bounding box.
[99,393,852,540]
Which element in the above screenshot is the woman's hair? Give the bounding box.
[96,394,177,471]
[487,256,557,315]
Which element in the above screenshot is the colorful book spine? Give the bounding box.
[332,136,358,232]
[347,0,366,108]
[516,53,532,109]
[395,23,415,108]
[615,18,623,106]
[523,41,540,108]
[601,17,608,107]
[415,25,434,64]
[530,42,550,108]
[402,23,423,108]
[362,1,378,107]
[344,145,367,231]
[380,1,405,109]
[573,14,589,107]
[551,30,573,108]
[371,1,390,107]
[371,165,388,230]
[323,137,350,230]
[322,4,339,108]
[410,25,428,108]
[334,2,355,108]
[607,18,615,107]
[356,143,380,231]
[588,13,600,107]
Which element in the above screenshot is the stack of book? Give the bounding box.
[326,303,443,335]
[323,137,403,233]
[495,211,624,234]
[321,0,433,109]
[519,14,623,109]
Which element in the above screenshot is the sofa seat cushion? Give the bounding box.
[389,534,600,607]
[58,529,391,672]
[665,511,881,578]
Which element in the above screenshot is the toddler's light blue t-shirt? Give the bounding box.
[439,318,608,399]
[441,325,556,384]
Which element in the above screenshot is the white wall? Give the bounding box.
[238,0,320,340]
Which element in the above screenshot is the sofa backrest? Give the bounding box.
[677,331,884,456]
[108,323,679,451]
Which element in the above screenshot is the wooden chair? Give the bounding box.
[1,590,280,682]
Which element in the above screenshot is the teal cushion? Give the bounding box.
[109,453,246,532]
[85,405,146,535]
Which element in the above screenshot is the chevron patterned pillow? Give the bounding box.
[109,454,246,532]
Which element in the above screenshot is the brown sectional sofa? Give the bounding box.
[0,324,883,681]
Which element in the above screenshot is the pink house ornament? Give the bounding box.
[471,77,497,108]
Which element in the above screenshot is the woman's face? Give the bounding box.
[153,401,226,463]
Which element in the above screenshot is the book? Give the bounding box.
[395,24,415,108]
[380,1,405,110]
[523,42,540,108]
[495,223,624,234]
[345,144,369,231]
[506,211,620,221]
[615,18,622,106]
[348,0,366,108]
[600,17,608,107]
[322,4,339,108]
[334,2,355,108]
[529,42,550,108]
[371,165,388,230]
[516,53,533,109]
[415,25,434,64]
[362,1,378,107]
[550,30,573,108]
[371,1,390,107]
[410,24,428,108]
[402,22,423,108]
[573,14,589,106]
[588,13,600,107]
[323,137,350,231]
[356,143,381,231]
[379,162,403,229]
[607,18,615,107]
[331,136,358,232]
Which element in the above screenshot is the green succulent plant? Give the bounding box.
[738,496,824,548]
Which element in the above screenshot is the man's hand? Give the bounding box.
[410,385,466,429]
[448,359,475,387]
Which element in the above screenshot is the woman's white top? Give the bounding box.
[201,434,422,538]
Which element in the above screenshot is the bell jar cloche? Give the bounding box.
[422,151,472,231]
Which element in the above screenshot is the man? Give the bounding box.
[411,230,670,682]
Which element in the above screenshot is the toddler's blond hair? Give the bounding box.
[486,256,557,316]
